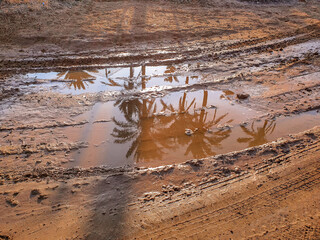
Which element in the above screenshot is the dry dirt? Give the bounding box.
[0,0,320,239]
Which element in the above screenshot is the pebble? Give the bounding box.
[207,105,217,109]
[240,122,248,127]
[185,129,194,136]
[236,93,250,100]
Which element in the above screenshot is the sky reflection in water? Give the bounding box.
[27,65,199,94]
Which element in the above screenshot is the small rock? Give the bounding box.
[207,105,217,109]
[240,122,248,127]
[236,93,250,100]
[217,124,232,130]
[185,129,194,136]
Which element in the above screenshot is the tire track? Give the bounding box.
[267,83,320,104]
[164,166,320,239]
[131,144,320,239]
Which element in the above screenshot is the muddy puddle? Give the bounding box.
[55,89,320,168]
[25,65,200,94]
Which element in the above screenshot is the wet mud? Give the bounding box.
[0,0,320,239]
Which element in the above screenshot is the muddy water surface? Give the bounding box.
[18,64,320,168]
[58,89,320,168]
[61,89,256,167]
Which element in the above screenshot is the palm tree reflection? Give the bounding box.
[101,65,182,91]
[163,66,179,84]
[111,90,233,162]
[237,120,276,147]
[101,66,146,91]
[220,90,235,101]
[111,98,162,160]
[57,70,96,90]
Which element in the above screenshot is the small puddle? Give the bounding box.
[25,65,200,94]
[54,88,320,168]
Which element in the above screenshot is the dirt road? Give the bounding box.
[0,0,319,239]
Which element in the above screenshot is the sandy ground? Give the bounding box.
[0,0,320,239]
